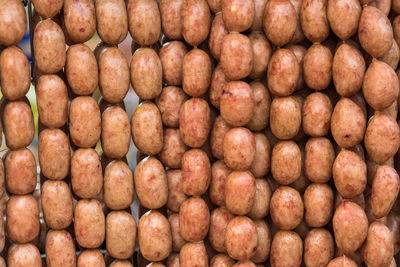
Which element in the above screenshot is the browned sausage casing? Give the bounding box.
[222,0,254,32]
[263,0,297,47]
[304,228,334,267]
[225,216,258,261]
[36,74,68,128]
[364,112,400,164]
[131,102,163,155]
[106,211,137,259]
[128,0,161,46]
[69,96,101,148]
[209,13,228,60]
[64,0,96,43]
[358,6,393,58]
[270,186,304,230]
[327,0,361,41]
[0,0,27,46]
[209,160,232,207]
[74,199,105,249]
[41,180,73,230]
[7,195,39,243]
[271,141,302,185]
[0,46,30,100]
[156,86,188,128]
[221,81,255,127]
[223,127,256,171]
[138,211,172,262]
[7,244,42,267]
[78,249,106,267]
[180,242,208,267]
[104,160,134,210]
[362,222,393,267]
[330,97,366,148]
[303,43,332,91]
[225,171,256,215]
[99,47,130,103]
[304,183,334,227]
[179,197,210,242]
[270,230,302,267]
[101,106,130,159]
[210,64,230,109]
[31,0,63,18]
[71,148,103,199]
[182,149,211,196]
[34,19,66,74]
[333,149,367,199]
[130,48,162,100]
[96,0,128,45]
[182,48,212,97]
[210,254,235,267]
[39,128,70,180]
[220,33,253,80]
[134,157,168,209]
[3,101,34,150]
[300,0,330,43]
[66,44,98,96]
[159,42,188,86]
[5,149,36,195]
[270,96,301,140]
[181,0,211,47]
[179,98,211,148]
[209,207,234,253]
[160,128,188,169]
[332,201,368,255]
[160,0,184,40]
[267,49,299,97]
[169,213,187,251]
[46,230,76,267]
[332,43,365,97]
[210,116,232,160]
[249,133,271,178]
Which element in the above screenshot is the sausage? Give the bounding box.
[7,244,41,267]
[362,222,393,267]
[270,186,304,230]
[64,0,96,43]
[46,230,76,267]
[220,81,255,127]
[36,74,68,128]
[66,44,98,96]
[182,48,212,97]
[327,0,361,40]
[106,211,137,259]
[263,0,297,47]
[304,228,334,267]
[179,197,210,242]
[131,48,162,100]
[159,42,188,86]
[96,0,128,45]
[303,43,333,91]
[249,33,272,80]
[101,106,130,159]
[99,47,130,103]
[209,64,230,109]
[180,242,208,267]
[71,148,103,199]
[169,213,187,251]
[134,157,168,209]
[223,127,256,171]
[38,128,70,180]
[0,46,30,100]
[179,98,211,148]
[41,180,73,230]
[160,0,184,40]
[270,231,302,267]
[3,101,34,149]
[332,201,368,255]
[181,0,211,47]
[270,96,301,140]
[131,102,163,155]
[300,0,330,43]
[209,13,228,60]
[74,199,105,248]
[77,249,106,267]
[0,0,27,46]
[225,171,256,215]
[6,195,39,243]
[304,183,334,227]
[156,86,188,128]
[222,0,254,32]
[209,207,234,253]
[209,160,232,207]
[127,0,161,46]
[271,141,302,185]
[248,179,271,220]
[138,211,172,262]
[5,148,36,195]
[251,220,271,263]
[249,133,271,178]
[182,149,211,196]
[104,160,134,210]
[31,0,63,18]
[34,19,66,74]
[225,216,258,261]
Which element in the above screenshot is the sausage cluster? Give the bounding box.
[1,0,400,266]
